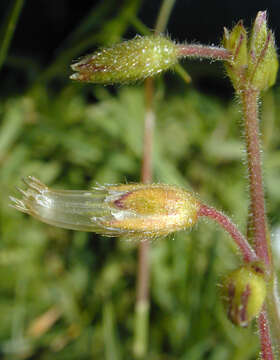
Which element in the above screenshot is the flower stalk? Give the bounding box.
[134,78,154,358]
[241,87,276,360]
[222,11,279,359]
[241,89,271,267]
[134,1,177,356]
[258,309,274,360]
[198,204,256,263]
[177,44,232,61]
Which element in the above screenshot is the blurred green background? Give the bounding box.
[1,1,280,359]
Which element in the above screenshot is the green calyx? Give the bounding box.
[223,20,248,91]
[222,262,267,327]
[70,35,179,85]
[223,11,278,92]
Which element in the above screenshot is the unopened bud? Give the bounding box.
[248,11,278,91]
[221,263,266,327]
[223,21,248,90]
[10,177,200,239]
[223,11,278,92]
[70,35,179,84]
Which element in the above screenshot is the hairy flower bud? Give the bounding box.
[248,11,278,91]
[70,35,179,84]
[223,11,278,92]
[221,263,266,327]
[223,21,248,91]
[10,177,200,239]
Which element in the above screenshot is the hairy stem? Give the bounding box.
[177,44,232,61]
[241,89,271,267]
[198,204,256,263]
[241,89,277,359]
[266,277,280,354]
[258,309,274,360]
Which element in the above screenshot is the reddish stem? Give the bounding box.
[177,44,232,61]
[241,89,271,267]
[258,309,274,360]
[136,78,154,306]
[141,78,154,185]
[198,204,256,263]
[241,88,275,359]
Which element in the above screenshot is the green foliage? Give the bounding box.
[1,1,280,359]
[0,0,25,71]
[2,83,280,359]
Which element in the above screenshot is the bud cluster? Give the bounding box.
[223,11,278,92]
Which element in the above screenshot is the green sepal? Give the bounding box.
[248,29,278,91]
[223,21,248,91]
[223,11,278,92]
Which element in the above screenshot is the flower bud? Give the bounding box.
[10,177,200,239]
[221,263,266,327]
[70,35,179,84]
[223,21,248,91]
[247,11,278,91]
[223,11,278,92]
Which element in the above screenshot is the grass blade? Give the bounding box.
[0,0,25,72]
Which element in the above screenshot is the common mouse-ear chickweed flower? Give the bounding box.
[70,35,179,84]
[223,11,278,92]
[221,262,267,327]
[10,177,200,239]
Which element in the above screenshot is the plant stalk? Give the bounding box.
[141,79,155,184]
[241,88,276,359]
[134,78,154,358]
[178,44,232,61]
[258,309,274,360]
[241,89,271,267]
[134,1,177,357]
[198,204,256,263]
[266,277,280,354]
